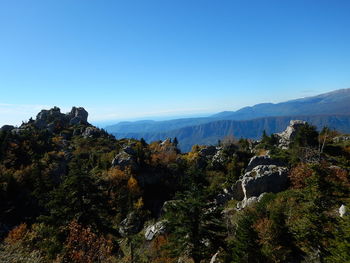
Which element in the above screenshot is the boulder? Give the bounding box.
[276,120,307,149]
[339,204,348,217]
[111,146,138,170]
[112,151,137,170]
[144,221,166,241]
[245,155,284,172]
[241,165,288,199]
[82,127,100,138]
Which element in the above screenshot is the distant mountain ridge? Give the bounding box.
[113,114,350,152]
[105,88,350,151]
[212,88,350,120]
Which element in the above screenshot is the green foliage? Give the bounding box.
[1,111,350,262]
[165,173,226,263]
[43,159,110,232]
[229,208,265,263]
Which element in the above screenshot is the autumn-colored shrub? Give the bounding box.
[62,220,113,263]
[5,223,28,245]
[289,163,313,189]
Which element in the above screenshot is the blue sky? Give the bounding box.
[1,0,350,126]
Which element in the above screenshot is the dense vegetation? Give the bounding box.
[0,108,349,263]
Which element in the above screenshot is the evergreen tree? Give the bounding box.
[164,169,225,263]
[43,158,110,233]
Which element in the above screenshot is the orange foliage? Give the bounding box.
[151,151,177,166]
[328,166,349,185]
[107,167,128,182]
[150,235,175,263]
[5,223,28,245]
[289,163,313,189]
[63,220,113,263]
[127,176,141,195]
[254,217,274,245]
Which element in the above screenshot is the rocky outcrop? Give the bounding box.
[245,155,285,172]
[144,221,166,241]
[33,106,89,131]
[276,120,307,149]
[236,193,266,210]
[111,146,138,170]
[215,155,288,206]
[82,127,101,138]
[240,165,288,199]
[69,107,88,125]
[233,155,288,202]
[199,146,217,157]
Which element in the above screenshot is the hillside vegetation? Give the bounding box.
[0,107,350,263]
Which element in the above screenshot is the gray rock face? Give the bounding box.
[339,204,348,217]
[35,107,65,129]
[82,127,100,138]
[0,125,15,132]
[33,106,89,131]
[245,155,284,172]
[276,120,307,149]
[216,155,288,205]
[241,165,288,199]
[118,212,143,237]
[211,147,228,168]
[111,146,138,170]
[144,221,166,241]
[69,107,88,124]
[199,146,217,157]
[236,193,266,210]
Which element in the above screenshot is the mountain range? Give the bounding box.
[106,88,350,151]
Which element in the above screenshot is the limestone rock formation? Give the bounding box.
[82,127,101,138]
[69,107,88,125]
[236,193,266,210]
[111,146,138,170]
[276,120,307,149]
[240,165,288,199]
[144,221,166,241]
[231,155,289,202]
[245,155,285,172]
[199,146,217,157]
[33,106,89,131]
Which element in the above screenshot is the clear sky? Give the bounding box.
[1,0,350,126]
